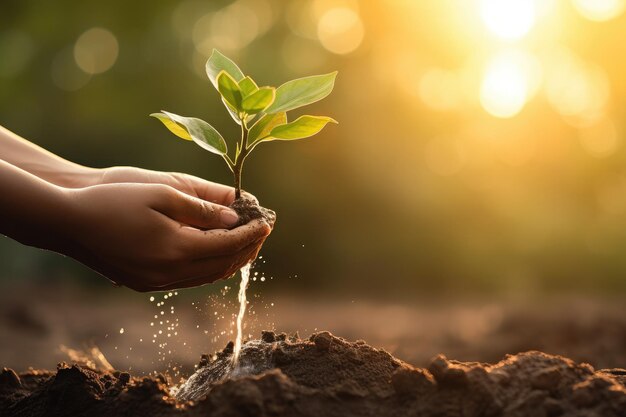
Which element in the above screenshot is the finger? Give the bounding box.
[155,240,264,290]
[179,219,271,258]
[151,187,240,229]
[173,174,238,206]
[175,174,262,206]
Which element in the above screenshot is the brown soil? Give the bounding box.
[230,193,276,227]
[2,331,625,417]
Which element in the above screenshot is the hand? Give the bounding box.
[64,183,271,291]
[92,166,250,205]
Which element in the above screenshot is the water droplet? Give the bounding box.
[119,328,124,334]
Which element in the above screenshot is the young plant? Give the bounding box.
[151,49,337,201]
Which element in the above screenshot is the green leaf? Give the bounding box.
[269,115,337,141]
[217,70,243,112]
[248,112,287,145]
[206,49,245,90]
[151,111,227,155]
[242,87,275,114]
[239,76,259,97]
[150,113,192,141]
[265,72,337,114]
[222,98,241,125]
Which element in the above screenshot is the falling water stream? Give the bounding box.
[232,263,251,366]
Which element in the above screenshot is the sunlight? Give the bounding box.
[480,51,537,118]
[480,0,536,40]
[572,0,625,21]
[317,7,364,55]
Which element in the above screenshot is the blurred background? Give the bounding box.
[1,0,625,375]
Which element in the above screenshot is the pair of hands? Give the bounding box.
[65,167,272,292]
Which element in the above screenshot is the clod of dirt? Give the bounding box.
[2,331,626,417]
[230,193,276,227]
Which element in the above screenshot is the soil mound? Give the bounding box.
[1,331,625,417]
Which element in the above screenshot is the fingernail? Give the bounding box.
[220,209,239,226]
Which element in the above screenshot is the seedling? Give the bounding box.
[151,49,337,200]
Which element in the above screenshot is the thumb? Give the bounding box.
[155,188,239,229]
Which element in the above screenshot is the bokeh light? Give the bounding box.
[572,0,625,21]
[480,0,536,40]
[544,48,610,127]
[73,28,119,75]
[317,7,364,55]
[286,0,319,39]
[480,50,540,118]
[193,0,275,55]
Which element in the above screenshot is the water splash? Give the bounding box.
[232,263,251,365]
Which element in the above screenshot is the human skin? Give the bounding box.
[0,125,272,291]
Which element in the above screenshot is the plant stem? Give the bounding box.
[233,119,249,200]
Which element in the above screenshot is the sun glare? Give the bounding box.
[572,0,625,21]
[480,51,537,118]
[480,0,536,40]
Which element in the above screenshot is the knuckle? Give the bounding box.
[157,184,177,198]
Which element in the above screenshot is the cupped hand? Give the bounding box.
[64,183,271,291]
[93,166,250,205]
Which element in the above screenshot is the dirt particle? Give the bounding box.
[391,366,436,395]
[427,355,468,387]
[313,331,333,351]
[222,341,234,355]
[118,372,130,386]
[531,366,562,390]
[427,354,449,381]
[261,330,276,343]
[0,368,21,389]
[198,354,211,368]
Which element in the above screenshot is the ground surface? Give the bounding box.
[1,284,625,375]
[1,331,625,417]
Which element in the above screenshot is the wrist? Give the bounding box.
[48,186,88,255]
[0,160,83,253]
